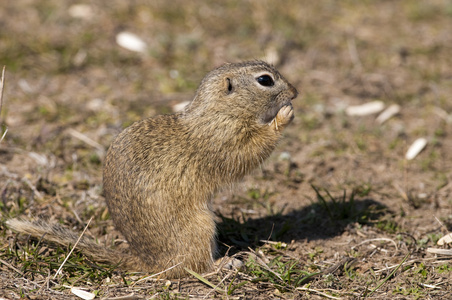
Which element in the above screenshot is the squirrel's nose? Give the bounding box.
[289,84,298,99]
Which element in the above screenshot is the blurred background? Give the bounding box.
[1,1,452,297]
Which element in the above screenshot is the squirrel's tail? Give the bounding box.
[6,218,141,271]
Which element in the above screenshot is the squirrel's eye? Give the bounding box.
[257,75,274,87]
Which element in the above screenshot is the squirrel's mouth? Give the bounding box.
[261,100,292,124]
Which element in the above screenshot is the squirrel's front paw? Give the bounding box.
[270,104,294,131]
[215,256,244,271]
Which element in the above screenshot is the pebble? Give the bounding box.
[278,151,291,161]
[405,138,427,160]
[68,4,93,20]
[376,104,400,124]
[116,31,147,53]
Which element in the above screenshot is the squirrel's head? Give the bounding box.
[185,60,298,126]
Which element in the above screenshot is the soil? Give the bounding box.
[1,0,452,299]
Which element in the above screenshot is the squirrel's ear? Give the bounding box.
[224,77,234,95]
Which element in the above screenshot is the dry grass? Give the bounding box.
[1,0,452,299]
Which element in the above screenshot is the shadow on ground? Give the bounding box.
[217,197,390,255]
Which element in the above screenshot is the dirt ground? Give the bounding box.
[1,0,452,299]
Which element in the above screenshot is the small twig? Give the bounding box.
[0,127,7,143]
[0,258,24,276]
[393,183,409,202]
[38,269,51,293]
[419,282,441,289]
[131,262,182,286]
[372,256,451,276]
[101,293,143,300]
[426,248,452,256]
[265,223,275,243]
[71,208,83,224]
[247,248,283,282]
[352,238,399,254]
[259,239,287,248]
[434,216,447,230]
[0,66,7,143]
[0,66,5,117]
[374,258,417,274]
[321,257,356,275]
[21,177,43,200]
[203,270,235,299]
[347,35,362,71]
[53,217,93,279]
[67,128,105,156]
[297,286,342,299]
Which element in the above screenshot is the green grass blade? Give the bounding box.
[366,252,410,297]
[184,268,224,294]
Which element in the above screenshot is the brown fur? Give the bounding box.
[7,61,298,278]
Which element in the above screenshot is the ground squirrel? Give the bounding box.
[7,60,298,278]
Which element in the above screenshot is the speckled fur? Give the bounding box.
[8,61,298,278]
